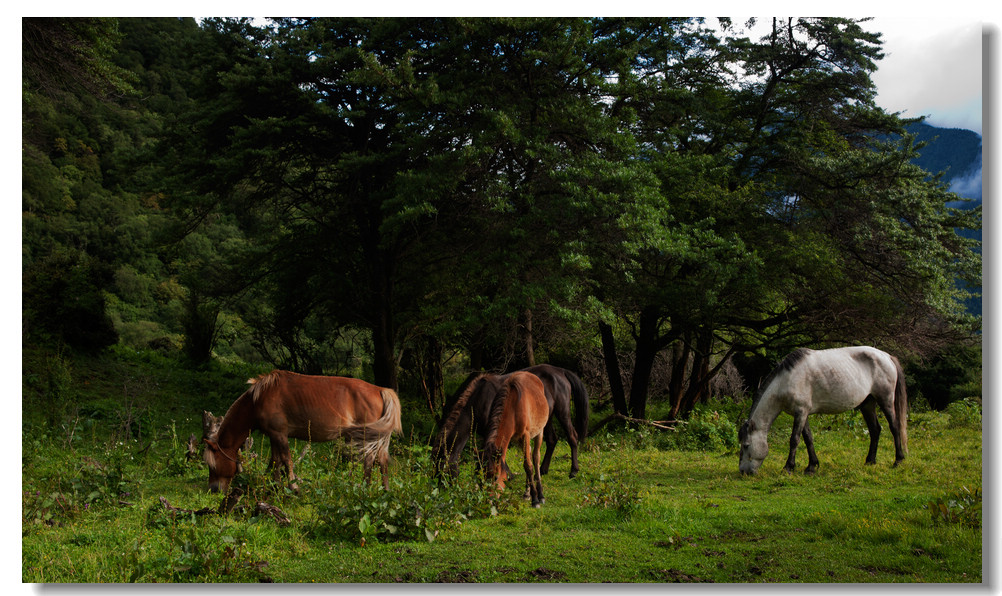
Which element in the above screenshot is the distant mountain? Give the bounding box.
[905,121,983,203]
[903,122,982,317]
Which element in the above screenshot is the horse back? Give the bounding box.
[506,371,549,436]
[250,371,394,440]
[802,347,898,413]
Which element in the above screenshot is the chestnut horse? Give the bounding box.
[203,370,402,493]
[481,371,550,507]
[433,364,589,479]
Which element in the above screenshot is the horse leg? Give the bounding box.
[533,434,544,505]
[269,434,298,492]
[801,420,819,475]
[522,435,540,506]
[859,398,881,465]
[539,420,557,476]
[876,397,906,466]
[784,411,809,473]
[555,407,580,478]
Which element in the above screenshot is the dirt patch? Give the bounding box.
[435,567,478,583]
[648,568,714,583]
[526,567,567,581]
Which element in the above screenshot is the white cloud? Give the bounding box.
[867,19,983,134]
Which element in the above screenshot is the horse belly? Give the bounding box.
[809,372,871,414]
[285,420,344,442]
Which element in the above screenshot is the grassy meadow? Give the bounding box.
[21,348,982,583]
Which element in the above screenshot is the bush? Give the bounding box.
[307,444,522,545]
[928,486,981,528]
[909,344,982,410]
[580,473,642,514]
[671,403,740,452]
[945,398,982,429]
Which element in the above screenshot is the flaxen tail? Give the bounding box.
[891,355,908,455]
[343,388,403,463]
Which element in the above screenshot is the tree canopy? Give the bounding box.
[22,17,981,417]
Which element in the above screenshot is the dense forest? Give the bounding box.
[22,17,982,421]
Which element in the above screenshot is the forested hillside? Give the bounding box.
[906,121,982,201]
[23,17,982,419]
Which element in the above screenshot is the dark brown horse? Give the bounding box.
[202,370,402,493]
[433,364,589,479]
[481,371,549,507]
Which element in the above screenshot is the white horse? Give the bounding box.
[738,346,908,475]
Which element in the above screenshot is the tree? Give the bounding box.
[588,18,980,419]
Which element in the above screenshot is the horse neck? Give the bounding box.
[217,392,255,450]
[484,378,516,450]
[749,383,784,431]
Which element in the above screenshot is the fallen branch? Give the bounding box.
[588,413,681,435]
[157,491,290,526]
[158,496,216,517]
[254,502,291,527]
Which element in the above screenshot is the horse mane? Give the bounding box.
[247,370,286,399]
[483,374,518,457]
[437,373,488,441]
[749,348,813,413]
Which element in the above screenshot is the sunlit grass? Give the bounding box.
[22,394,981,583]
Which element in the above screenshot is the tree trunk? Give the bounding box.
[598,321,628,415]
[667,338,690,415]
[628,307,662,419]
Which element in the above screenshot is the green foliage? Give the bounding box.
[674,406,741,452]
[308,444,522,545]
[580,473,643,514]
[945,398,982,429]
[128,522,271,582]
[928,486,981,529]
[909,344,982,410]
[23,450,133,526]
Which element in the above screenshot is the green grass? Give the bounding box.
[21,348,982,583]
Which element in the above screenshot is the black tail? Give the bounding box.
[564,370,590,441]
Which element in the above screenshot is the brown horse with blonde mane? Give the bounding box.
[481,371,550,507]
[203,370,402,493]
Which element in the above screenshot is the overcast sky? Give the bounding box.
[866,18,984,135]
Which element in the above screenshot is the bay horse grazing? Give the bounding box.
[738,346,908,476]
[433,372,506,480]
[203,370,402,493]
[481,371,550,507]
[432,364,589,479]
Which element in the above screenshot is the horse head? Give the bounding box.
[203,438,240,493]
[481,443,509,490]
[738,419,768,475]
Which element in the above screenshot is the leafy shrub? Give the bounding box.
[945,398,982,429]
[909,344,982,410]
[128,524,271,582]
[928,486,981,528]
[671,405,739,452]
[580,473,642,514]
[308,444,521,545]
[23,454,133,526]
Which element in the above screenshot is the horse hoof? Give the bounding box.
[804,467,817,476]
[568,471,577,479]
[532,502,542,509]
